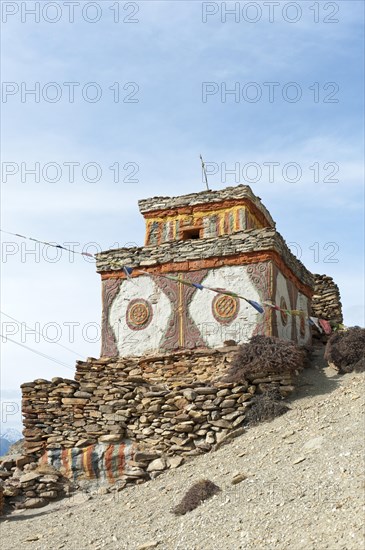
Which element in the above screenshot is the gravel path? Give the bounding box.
[1,356,364,550]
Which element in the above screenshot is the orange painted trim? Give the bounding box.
[142,198,273,229]
[118,442,126,478]
[85,446,94,479]
[100,250,313,298]
[105,445,115,484]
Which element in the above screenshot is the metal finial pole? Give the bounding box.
[200,154,210,191]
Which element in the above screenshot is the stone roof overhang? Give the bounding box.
[96,227,314,297]
[138,185,275,228]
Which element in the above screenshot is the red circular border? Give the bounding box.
[126,298,153,331]
[212,293,240,325]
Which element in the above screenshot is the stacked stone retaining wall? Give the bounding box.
[312,274,343,324]
[22,348,295,460]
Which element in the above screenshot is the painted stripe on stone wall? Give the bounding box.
[39,441,136,483]
[101,251,313,299]
[105,445,115,483]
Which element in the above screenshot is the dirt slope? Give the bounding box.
[1,352,364,550]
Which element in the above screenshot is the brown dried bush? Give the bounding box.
[324,327,365,374]
[244,385,289,426]
[222,335,305,383]
[172,479,221,516]
[300,344,313,368]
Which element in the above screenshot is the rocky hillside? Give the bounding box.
[1,350,364,550]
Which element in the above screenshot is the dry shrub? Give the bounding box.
[325,327,365,374]
[172,479,221,516]
[222,335,305,383]
[300,344,313,368]
[244,386,289,426]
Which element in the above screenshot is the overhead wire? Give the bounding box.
[0,311,85,358]
[0,334,75,371]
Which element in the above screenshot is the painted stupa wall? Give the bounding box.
[105,265,262,357]
[273,265,312,345]
[97,223,313,357]
[100,261,311,357]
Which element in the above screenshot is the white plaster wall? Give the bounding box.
[189,266,261,347]
[296,292,311,345]
[109,276,172,356]
[275,272,293,341]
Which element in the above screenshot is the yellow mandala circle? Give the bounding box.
[212,294,239,324]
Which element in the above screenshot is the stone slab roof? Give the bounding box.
[138,184,275,226]
[96,227,313,288]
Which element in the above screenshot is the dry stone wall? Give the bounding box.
[311,274,343,324]
[138,184,275,227]
[0,458,72,511]
[2,347,299,511]
[21,348,295,461]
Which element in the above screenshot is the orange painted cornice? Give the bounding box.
[142,198,274,229]
[100,250,313,298]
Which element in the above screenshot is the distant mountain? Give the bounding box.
[0,428,23,457]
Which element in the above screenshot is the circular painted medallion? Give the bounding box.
[280,296,288,326]
[126,299,152,330]
[212,293,239,325]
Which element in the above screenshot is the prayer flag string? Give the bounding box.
[2,229,341,333]
[0,229,95,259]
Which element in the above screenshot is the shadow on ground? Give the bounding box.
[1,508,55,522]
[288,345,342,404]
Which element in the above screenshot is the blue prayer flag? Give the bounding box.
[247,300,264,314]
[192,283,204,290]
[123,266,133,277]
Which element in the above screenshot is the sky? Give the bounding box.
[0,0,364,434]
